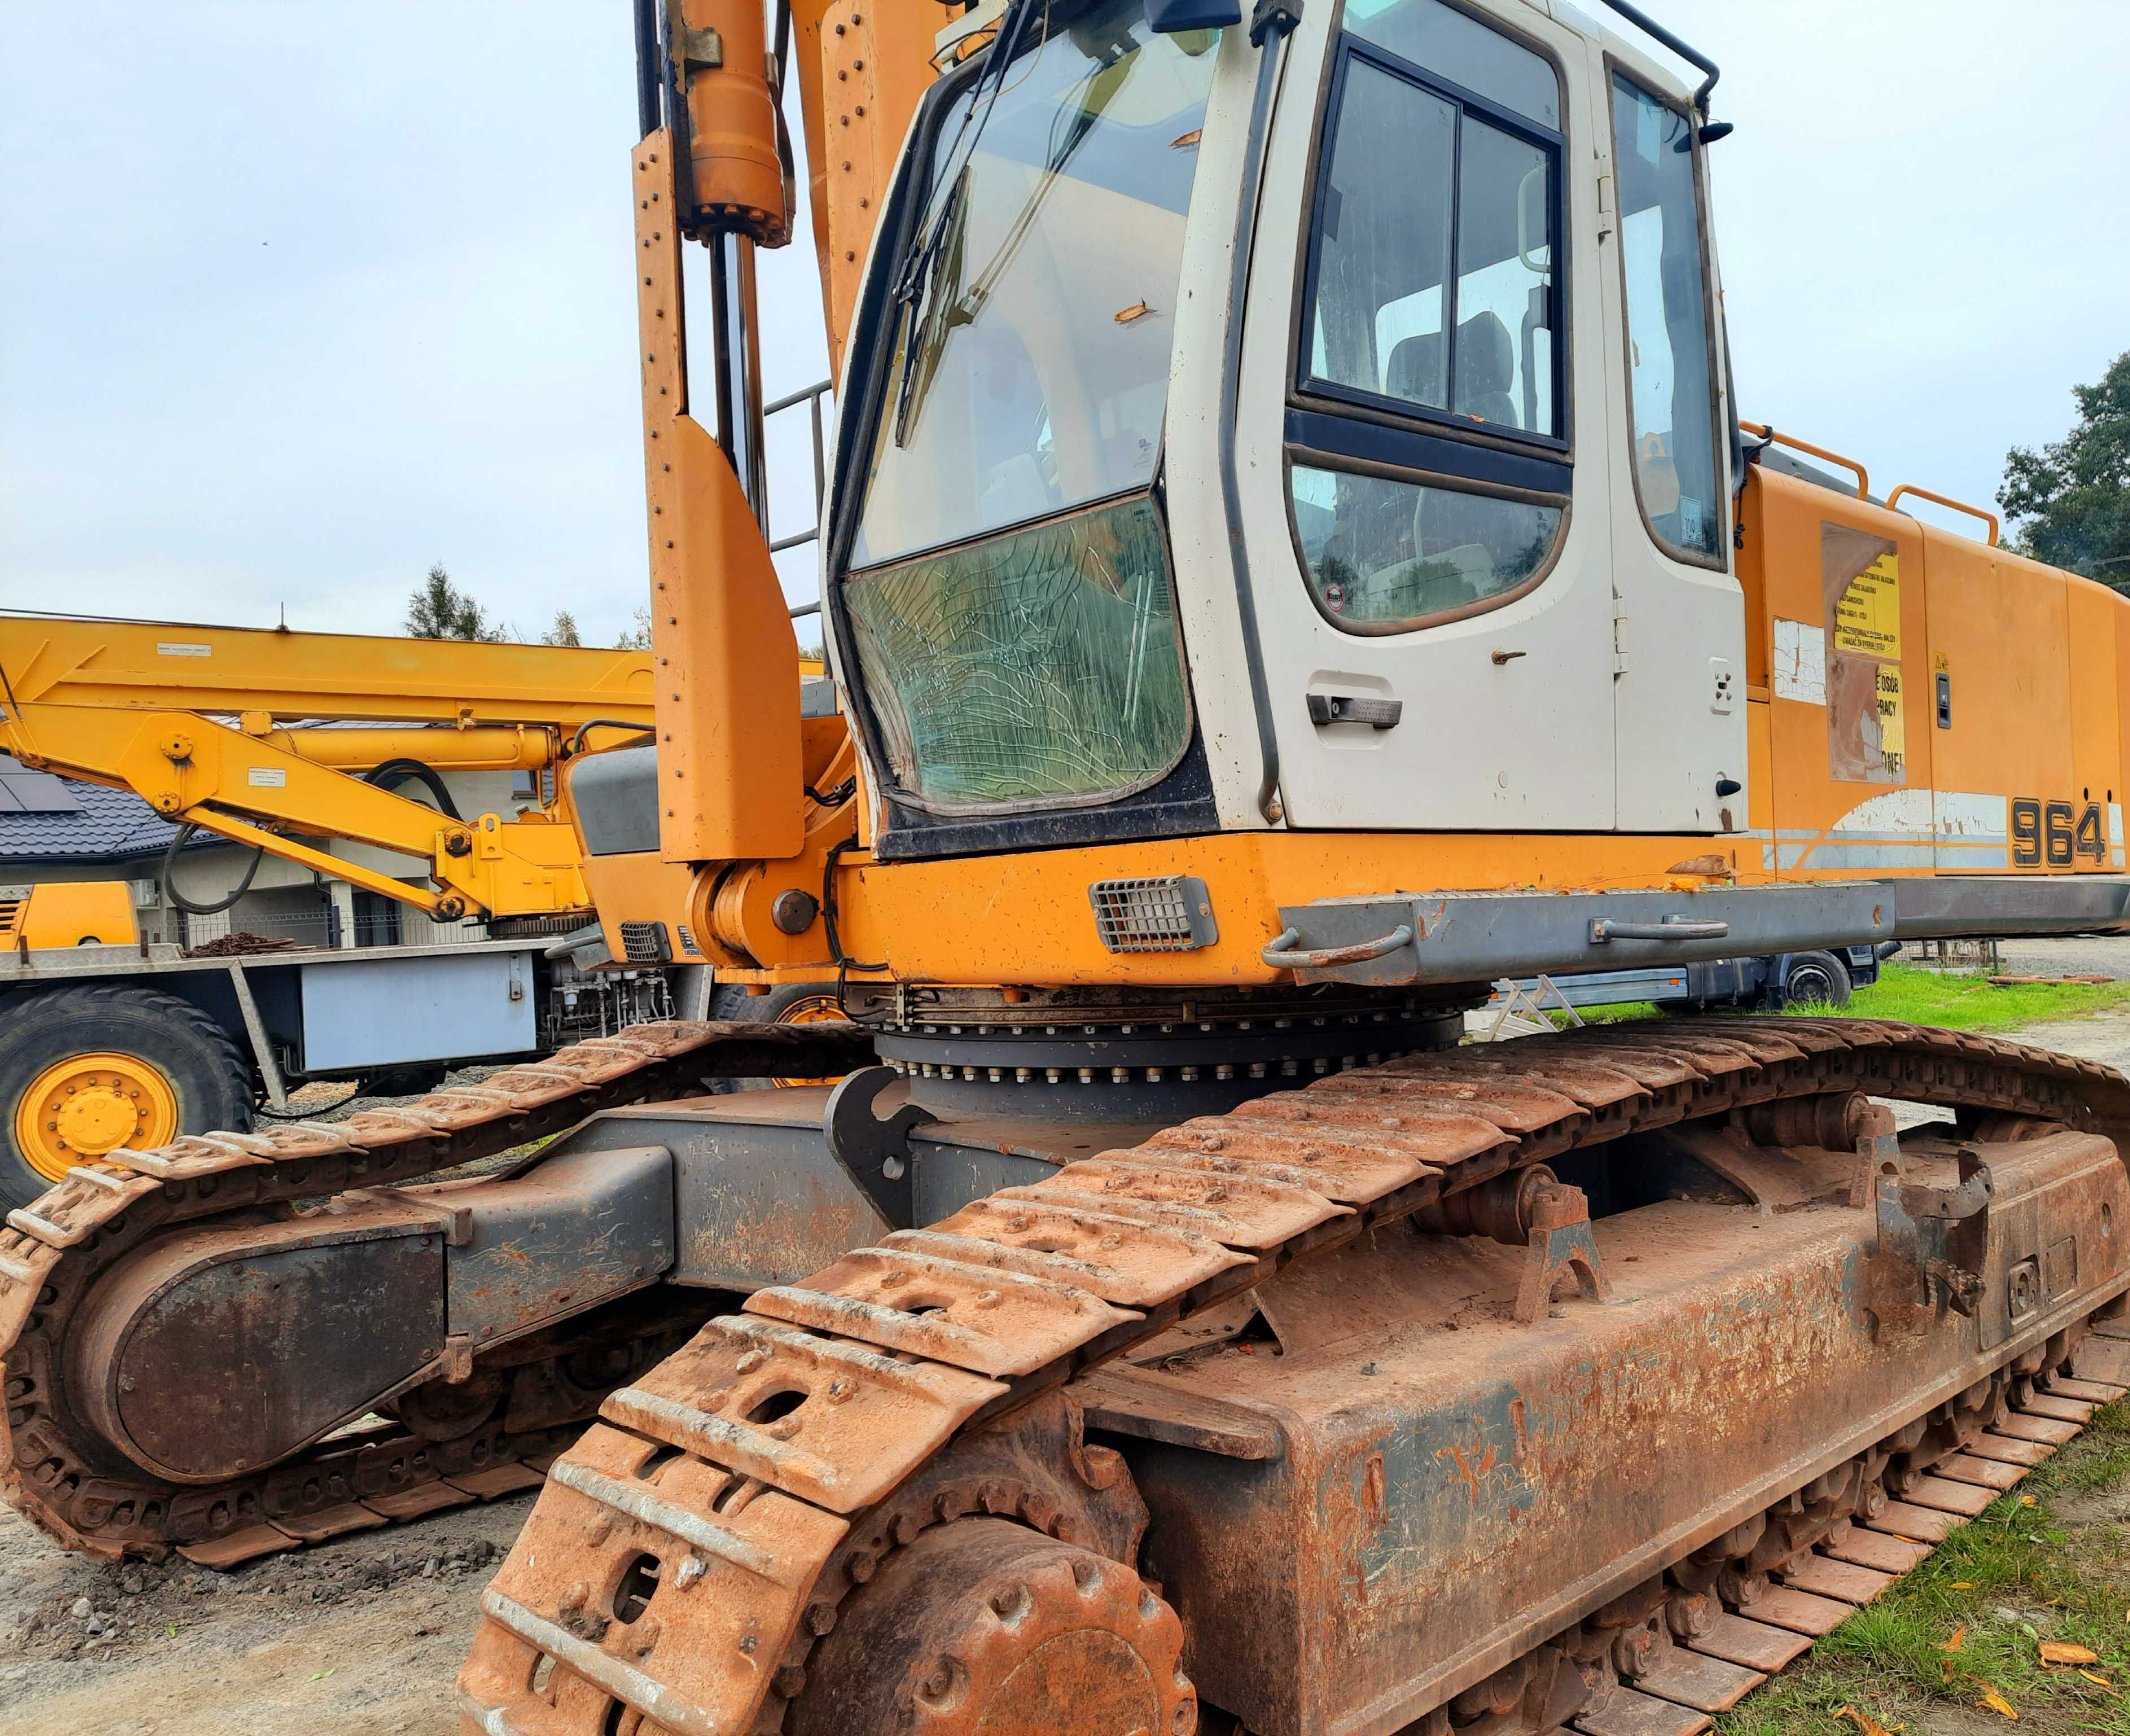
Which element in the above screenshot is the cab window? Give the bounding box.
[1289,0,1569,635]
[1291,464,1562,628]
[1611,73,1723,562]
[1302,1,1563,439]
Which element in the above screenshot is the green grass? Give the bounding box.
[1715,1401,2130,1734]
[1549,965,2130,1037]
[1820,963,2130,1033]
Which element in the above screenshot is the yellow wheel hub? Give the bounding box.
[772,993,852,1088]
[14,1052,179,1183]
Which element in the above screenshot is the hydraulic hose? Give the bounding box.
[159,822,266,917]
[362,757,463,822]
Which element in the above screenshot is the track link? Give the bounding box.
[0,1018,877,1564]
[451,1017,2130,1736]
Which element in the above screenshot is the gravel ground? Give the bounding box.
[0,1495,532,1736]
[1945,935,2130,982]
[12,1003,2130,1732]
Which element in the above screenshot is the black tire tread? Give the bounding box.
[0,982,254,1206]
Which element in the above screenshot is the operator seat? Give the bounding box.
[1385,330,1444,407]
[1381,312,1520,430]
[1372,315,1530,612]
[1451,310,1520,429]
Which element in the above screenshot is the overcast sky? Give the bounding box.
[3,2,2125,647]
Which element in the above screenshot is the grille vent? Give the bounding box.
[618,921,673,964]
[1088,876,1218,953]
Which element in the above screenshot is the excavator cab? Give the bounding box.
[818,0,1743,864]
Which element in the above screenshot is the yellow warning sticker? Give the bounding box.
[1834,549,1901,659]
[1876,662,1906,779]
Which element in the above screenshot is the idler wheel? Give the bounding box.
[788,1517,1194,1736]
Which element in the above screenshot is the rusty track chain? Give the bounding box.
[0,1018,877,1563]
[452,1017,2130,1736]
[1383,1329,2130,1736]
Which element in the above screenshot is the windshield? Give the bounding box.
[848,0,1220,570]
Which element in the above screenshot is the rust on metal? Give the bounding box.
[13,1010,2130,1731]
[743,1246,1139,1377]
[1021,1156,1349,1245]
[913,1195,1253,1304]
[438,1018,2130,1736]
[1512,1179,1610,1323]
[0,1018,875,1564]
[602,1315,1007,1512]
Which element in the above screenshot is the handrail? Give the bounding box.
[1885,484,2001,547]
[1597,0,1720,116]
[1739,422,1868,500]
[764,379,833,554]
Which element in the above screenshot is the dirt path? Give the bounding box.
[0,1494,532,1735]
[14,1003,2130,1734]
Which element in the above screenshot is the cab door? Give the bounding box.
[1231,0,1616,832]
[1595,58,1748,831]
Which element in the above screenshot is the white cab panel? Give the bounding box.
[1222,0,1617,833]
[1590,34,1747,831]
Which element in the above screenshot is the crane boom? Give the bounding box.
[0,612,654,728]
[0,613,657,921]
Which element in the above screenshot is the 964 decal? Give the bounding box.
[2010,797,2108,868]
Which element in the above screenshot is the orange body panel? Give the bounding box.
[636,134,806,866]
[1,882,140,951]
[705,464,2130,988]
[582,848,710,968]
[2068,581,2123,815]
[789,0,959,372]
[1734,465,2124,883]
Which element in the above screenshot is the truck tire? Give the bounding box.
[1778,950,1853,1009]
[707,980,850,1092]
[0,984,253,1212]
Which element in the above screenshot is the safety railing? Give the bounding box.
[1739,421,1868,500]
[1885,483,2001,546]
[765,379,833,620]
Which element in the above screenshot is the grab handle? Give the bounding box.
[1263,923,1415,970]
[1739,421,1868,500]
[1589,918,1730,943]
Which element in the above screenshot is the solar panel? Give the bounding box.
[0,755,85,815]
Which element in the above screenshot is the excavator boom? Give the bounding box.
[0,611,654,727]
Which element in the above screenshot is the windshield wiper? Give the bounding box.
[891,42,1131,449]
[892,166,971,447]
[884,0,1051,444]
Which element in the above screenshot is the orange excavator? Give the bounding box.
[8,3,2130,1734]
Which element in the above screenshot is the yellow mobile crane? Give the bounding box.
[0,613,664,1205]
[0,612,660,927]
[10,6,2130,1736]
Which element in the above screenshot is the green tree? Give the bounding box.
[1999,351,2130,588]
[614,605,653,650]
[405,563,507,641]
[541,610,583,647]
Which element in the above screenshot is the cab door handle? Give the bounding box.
[1307,694,1402,729]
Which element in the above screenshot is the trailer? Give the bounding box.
[1493,940,1908,1018]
